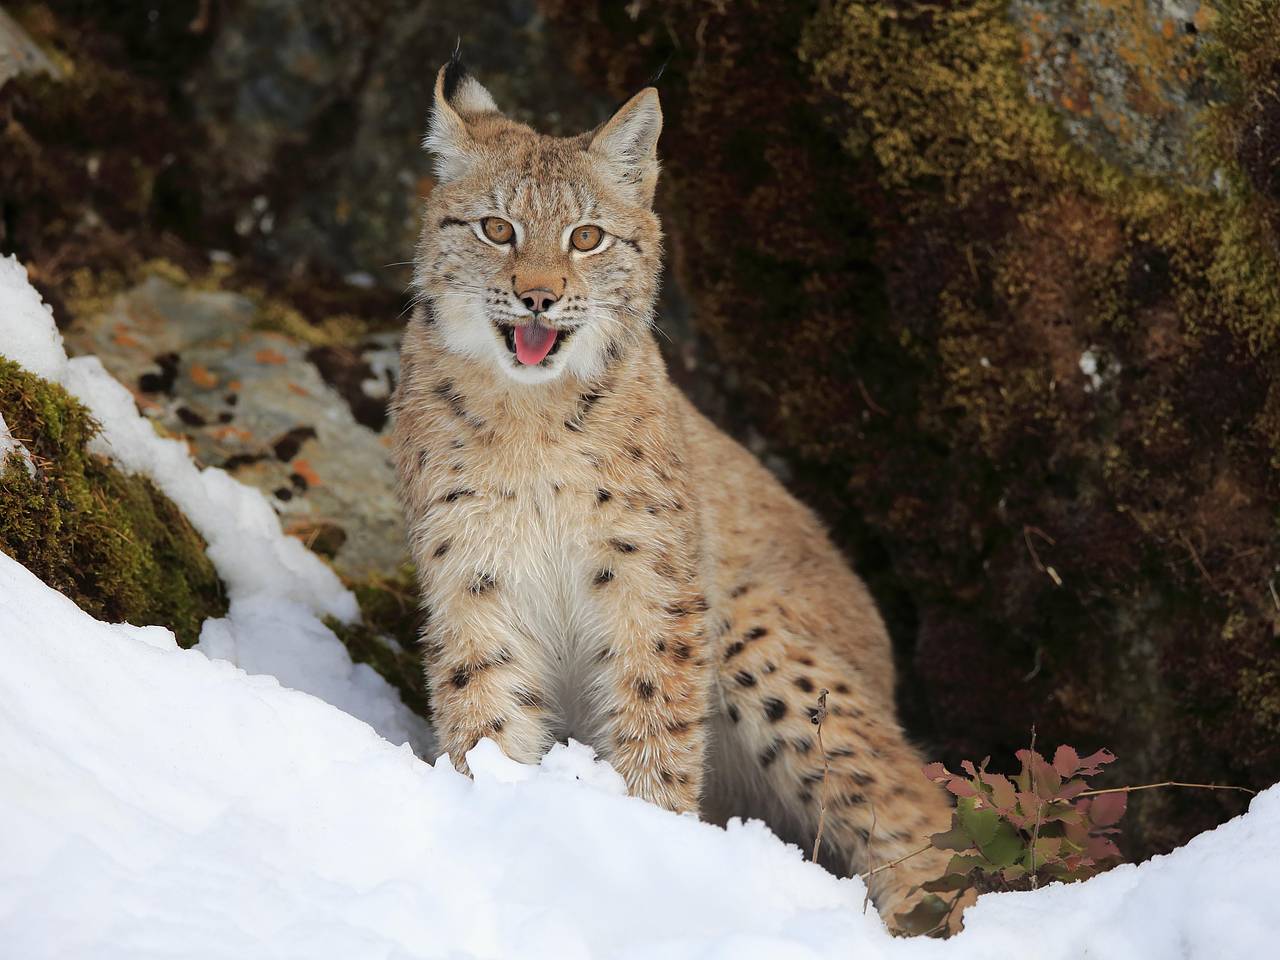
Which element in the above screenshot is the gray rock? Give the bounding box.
[1011,0,1216,183]
[64,275,409,581]
[0,6,60,89]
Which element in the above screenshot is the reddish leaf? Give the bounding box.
[961,759,979,778]
[1075,748,1117,776]
[922,761,949,782]
[1088,791,1128,827]
[1030,755,1063,798]
[1052,745,1080,778]
[985,773,1018,813]
[945,778,978,798]
[1086,835,1122,861]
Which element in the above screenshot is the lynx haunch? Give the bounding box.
[390,54,952,924]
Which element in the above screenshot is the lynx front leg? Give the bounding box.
[422,569,551,772]
[590,541,712,813]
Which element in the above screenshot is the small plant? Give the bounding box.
[895,738,1126,935]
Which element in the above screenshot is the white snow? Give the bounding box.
[0,254,431,754]
[2,254,1277,958]
[0,410,36,477]
[1,548,1278,959]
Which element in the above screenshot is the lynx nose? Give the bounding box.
[517,287,559,314]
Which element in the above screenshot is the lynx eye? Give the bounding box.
[570,224,605,252]
[481,217,514,245]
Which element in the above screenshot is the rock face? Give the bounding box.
[189,0,609,289]
[62,275,408,580]
[540,0,1280,862]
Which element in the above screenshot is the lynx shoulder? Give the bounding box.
[389,53,952,925]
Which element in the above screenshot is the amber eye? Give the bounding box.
[481,217,514,244]
[571,224,604,252]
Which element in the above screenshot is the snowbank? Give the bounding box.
[0,255,430,753]
[1,549,1277,959]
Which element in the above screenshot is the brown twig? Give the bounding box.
[860,842,933,881]
[1177,533,1218,590]
[863,800,878,914]
[856,378,889,417]
[1078,780,1256,798]
[1027,725,1042,890]
[1023,526,1063,587]
[811,689,831,864]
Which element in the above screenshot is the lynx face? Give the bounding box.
[415,62,664,385]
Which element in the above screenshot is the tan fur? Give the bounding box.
[390,62,952,925]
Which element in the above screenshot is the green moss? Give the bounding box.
[0,357,226,645]
[324,565,430,720]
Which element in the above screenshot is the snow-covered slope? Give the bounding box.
[2,255,1275,958]
[1,549,1277,959]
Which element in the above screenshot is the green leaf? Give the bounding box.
[893,893,953,937]
[956,797,1000,850]
[977,821,1025,868]
[930,818,976,852]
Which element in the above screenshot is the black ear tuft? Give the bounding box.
[443,39,467,103]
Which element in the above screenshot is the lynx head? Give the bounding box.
[415,55,664,385]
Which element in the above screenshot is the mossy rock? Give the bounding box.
[325,564,430,720]
[0,356,226,646]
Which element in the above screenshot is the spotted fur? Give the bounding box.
[390,61,952,925]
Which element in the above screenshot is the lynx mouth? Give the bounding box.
[496,321,577,366]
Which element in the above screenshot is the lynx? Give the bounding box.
[390,55,952,924]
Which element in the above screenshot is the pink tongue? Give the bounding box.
[514,323,558,365]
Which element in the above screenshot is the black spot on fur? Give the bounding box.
[440,488,475,503]
[470,573,496,595]
[727,703,740,723]
[654,639,666,653]
[729,583,752,599]
[596,488,612,503]
[609,538,637,553]
[723,641,745,661]
[433,541,451,559]
[834,683,851,695]
[744,626,768,641]
[439,217,469,230]
[514,688,544,709]
[488,717,505,734]
[795,676,815,693]
[450,666,470,689]
[636,679,655,700]
[627,444,644,461]
[759,740,782,768]
[673,643,691,661]
[792,737,813,754]
[763,698,787,722]
[593,568,615,586]
[735,671,757,687]
[850,770,877,787]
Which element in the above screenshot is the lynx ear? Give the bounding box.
[423,51,499,183]
[588,87,662,206]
